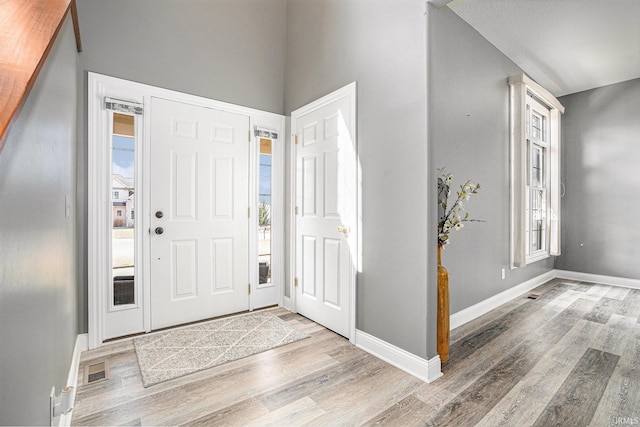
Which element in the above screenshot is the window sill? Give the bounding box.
[526,252,550,265]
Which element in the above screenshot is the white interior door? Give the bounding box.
[292,83,357,338]
[150,97,250,330]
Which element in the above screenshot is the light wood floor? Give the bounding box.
[71,279,640,426]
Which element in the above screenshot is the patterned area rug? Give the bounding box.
[133,311,309,387]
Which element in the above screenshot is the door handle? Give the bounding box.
[155,227,164,235]
[337,225,349,234]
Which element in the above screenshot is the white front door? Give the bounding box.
[150,97,250,330]
[292,83,357,338]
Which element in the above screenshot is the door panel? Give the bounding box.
[172,240,197,298]
[150,97,249,330]
[302,235,317,298]
[294,86,356,338]
[324,149,339,217]
[323,237,341,307]
[211,237,233,291]
[213,156,234,218]
[173,153,196,219]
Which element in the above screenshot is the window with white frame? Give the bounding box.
[526,95,550,260]
[509,74,564,267]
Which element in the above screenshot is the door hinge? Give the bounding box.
[295,134,299,145]
[294,277,299,287]
[248,283,251,294]
[248,130,251,142]
[295,206,299,216]
[248,207,250,218]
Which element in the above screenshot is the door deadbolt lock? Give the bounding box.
[155,227,164,235]
[155,211,164,219]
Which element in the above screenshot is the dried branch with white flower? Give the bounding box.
[438,168,482,246]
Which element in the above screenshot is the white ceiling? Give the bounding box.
[446,0,640,97]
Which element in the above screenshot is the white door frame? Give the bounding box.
[288,82,359,344]
[88,73,285,349]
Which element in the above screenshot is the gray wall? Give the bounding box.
[286,0,433,358]
[0,16,78,426]
[429,6,555,314]
[75,0,288,332]
[76,0,286,114]
[557,78,640,280]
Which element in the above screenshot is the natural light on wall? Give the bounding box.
[337,110,360,272]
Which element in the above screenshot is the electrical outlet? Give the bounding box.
[501,268,506,280]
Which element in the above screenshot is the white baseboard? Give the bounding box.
[59,334,88,427]
[355,330,443,383]
[353,269,638,386]
[554,270,640,290]
[450,269,640,332]
[450,269,556,330]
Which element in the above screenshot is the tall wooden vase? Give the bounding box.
[437,244,450,363]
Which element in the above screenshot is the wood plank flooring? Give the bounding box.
[71,279,640,426]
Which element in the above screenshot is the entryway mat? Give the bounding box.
[133,311,309,387]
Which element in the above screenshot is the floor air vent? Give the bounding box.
[83,360,109,385]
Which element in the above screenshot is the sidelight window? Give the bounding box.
[258,138,272,284]
[111,112,136,306]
